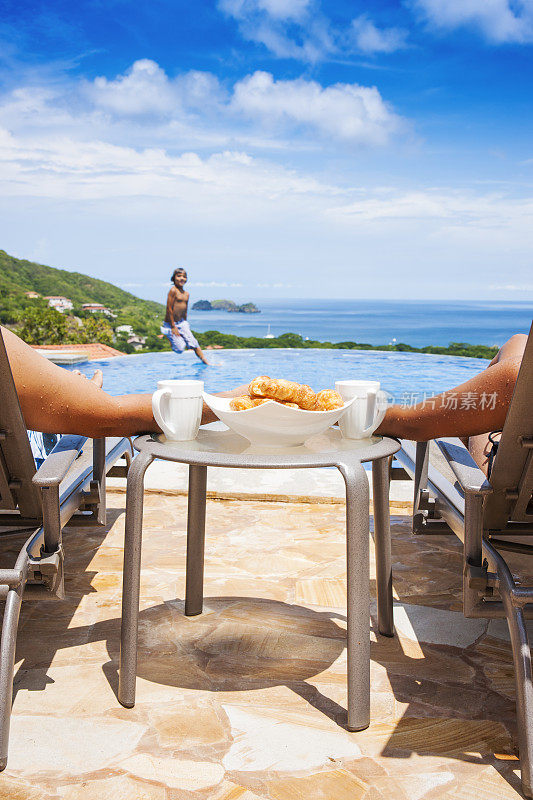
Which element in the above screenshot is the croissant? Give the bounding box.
[231,380,343,412]
[230,396,271,411]
[248,376,317,409]
[295,384,316,410]
[248,376,293,401]
[230,395,255,411]
[314,390,344,411]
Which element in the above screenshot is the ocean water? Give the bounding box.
[187,299,533,348]
[68,347,489,401]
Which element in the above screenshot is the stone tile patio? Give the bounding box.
[0,485,530,799]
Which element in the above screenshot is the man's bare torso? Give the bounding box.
[165,286,189,325]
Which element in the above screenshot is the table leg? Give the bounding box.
[185,465,207,616]
[372,457,394,637]
[119,451,154,708]
[338,460,370,732]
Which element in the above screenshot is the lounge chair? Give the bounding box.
[395,322,533,798]
[0,328,132,769]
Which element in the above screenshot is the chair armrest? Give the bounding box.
[32,435,87,488]
[436,437,492,494]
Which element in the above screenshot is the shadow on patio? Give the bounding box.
[1,492,527,799]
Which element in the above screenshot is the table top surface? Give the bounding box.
[134,422,400,469]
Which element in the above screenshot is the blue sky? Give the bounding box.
[0,0,532,302]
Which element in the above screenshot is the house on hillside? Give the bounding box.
[82,303,115,317]
[45,296,73,313]
[127,334,146,351]
[115,324,134,335]
[25,291,40,299]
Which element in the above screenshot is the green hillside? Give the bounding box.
[0,249,171,351]
[0,249,165,335]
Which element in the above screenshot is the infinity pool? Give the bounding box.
[65,348,488,403]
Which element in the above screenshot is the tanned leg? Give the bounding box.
[467,334,527,471]
[193,345,210,365]
[377,333,527,472]
[2,327,245,437]
[3,326,159,437]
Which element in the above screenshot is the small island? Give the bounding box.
[192,299,260,314]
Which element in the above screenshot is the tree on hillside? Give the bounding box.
[19,307,68,345]
[19,307,67,345]
[145,333,170,351]
[18,307,114,346]
[76,316,113,346]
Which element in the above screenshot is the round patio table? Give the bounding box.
[118,423,400,733]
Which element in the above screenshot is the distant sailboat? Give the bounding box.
[264,325,275,339]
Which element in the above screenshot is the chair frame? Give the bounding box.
[0,328,132,769]
[395,323,533,798]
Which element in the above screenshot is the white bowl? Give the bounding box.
[203,393,355,446]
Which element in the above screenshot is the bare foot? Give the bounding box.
[91,369,103,388]
[73,369,104,389]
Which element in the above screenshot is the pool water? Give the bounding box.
[65,348,488,403]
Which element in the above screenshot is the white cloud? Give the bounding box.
[244,19,332,61]
[221,4,332,61]
[257,282,294,288]
[3,95,529,249]
[175,70,227,112]
[220,0,311,21]
[0,125,341,201]
[408,0,533,43]
[87,59,177,116]
[218,0,320,59]
[191,281,244,287]
[232,71,403,145]
[218,0,407,61]
[489,284,533,291]
[85,60,226,118]
[9,117,520,236]
[0,61,404,150]
[349,15,408,54]
[327,189,533,228]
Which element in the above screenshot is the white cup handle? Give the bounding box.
[152,388,176,438]
[361,389,387,437]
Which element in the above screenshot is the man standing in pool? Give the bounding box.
[161,268,210,365]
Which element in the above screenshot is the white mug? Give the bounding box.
[335,380,388,439]
[152,380,204,441]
